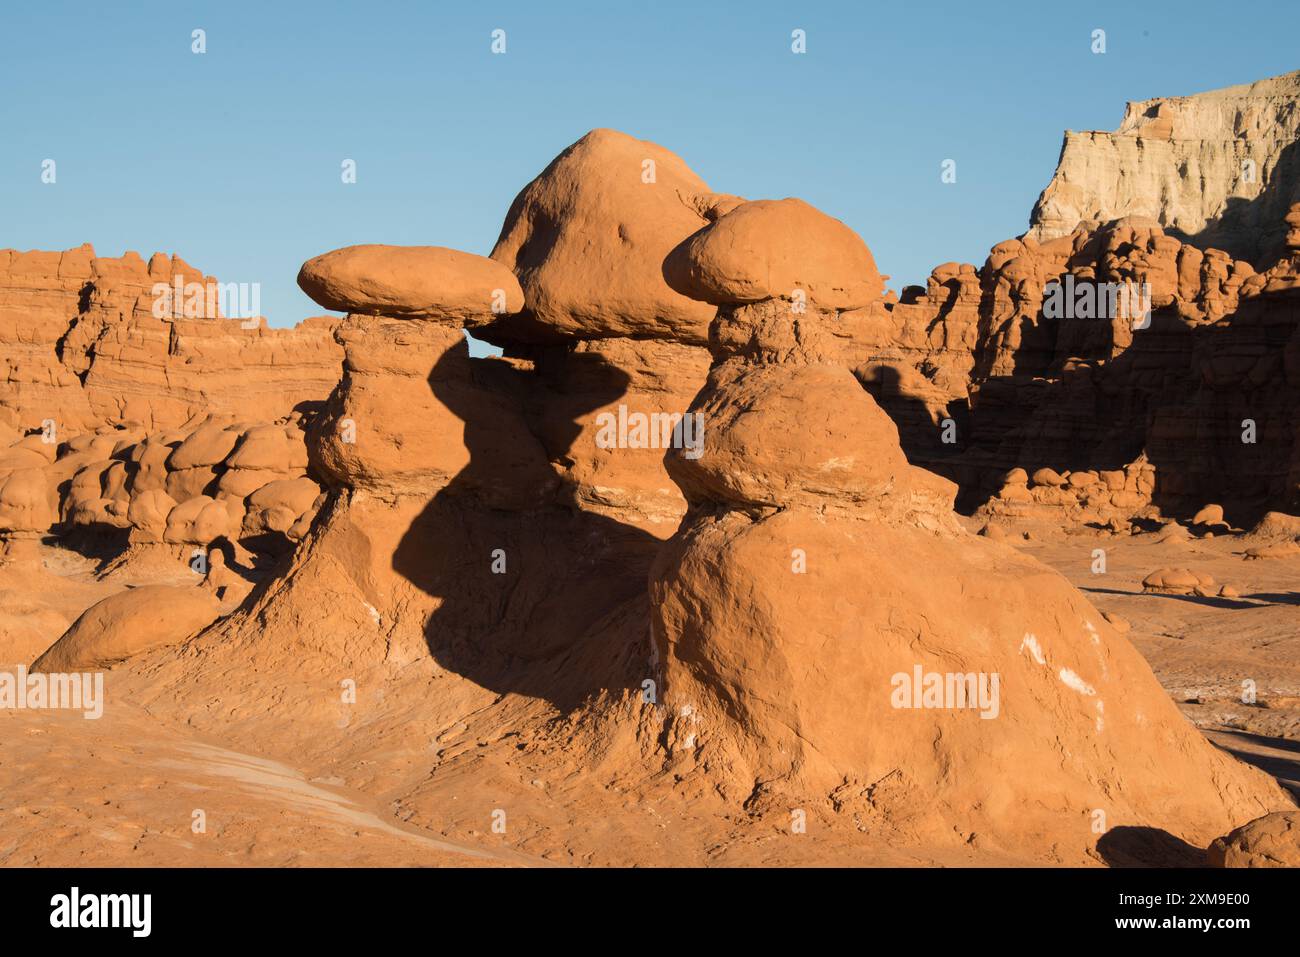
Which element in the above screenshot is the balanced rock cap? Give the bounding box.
[485,128,743,345]
[663,198,884,310]
[297,244,524,324]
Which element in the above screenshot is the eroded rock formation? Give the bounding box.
[485,128,742,344]
[1027,69,1300,266]
[0,245,341,434]
[0,246,342,659]
[646,196,1288,856]
[3,125,1296,867]
[860,210,1300,527]
[1208,810,1300,867]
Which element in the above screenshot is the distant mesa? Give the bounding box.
[1027,69,1300,267]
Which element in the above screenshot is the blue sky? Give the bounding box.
[2,0,1296,354]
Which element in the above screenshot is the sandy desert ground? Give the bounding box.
[1,515,1295,868]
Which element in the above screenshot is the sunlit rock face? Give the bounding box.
[1027,70,1300,267]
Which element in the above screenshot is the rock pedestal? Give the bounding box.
[649,198,1290,859]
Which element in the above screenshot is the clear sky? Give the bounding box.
[2,0,1297,354]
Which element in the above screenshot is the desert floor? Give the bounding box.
[1,522,1296,868]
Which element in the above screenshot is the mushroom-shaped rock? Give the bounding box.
[647,259,1289,856]
[663,198,884,311]
[31,584,222,671]
[297,245,524,324]
[486,128,742,344]
[1207,811,1300,867]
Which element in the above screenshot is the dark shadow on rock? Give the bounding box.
[1129,517,1167,533]
[1096,826,1205,867]
[873,284,1299,525]
[1080,586,1256,610]
[866,170,1300,525]
[1170,138,1300,269]
[859,364,968,455]
[57,525,132,572]
[391,339,662,713]
[858,364,978,510]
[1245,591,1300,606]
[205,534,264,579]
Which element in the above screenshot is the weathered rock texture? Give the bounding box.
[1207,810,1300,867]
[645,197,1290,859]
[153,238,665,724]
[298,245,523,323]
[0,245,342,434]
[0,244,343,593]
[1027,70,1300,267]
[61,414,322,548]
[485,128,742,344]
[32,583,222,672]
[859,211,1300,526]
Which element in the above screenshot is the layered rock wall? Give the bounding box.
[0,244,342,436]
[1027,70,1300,267]
[863,214,1300,525]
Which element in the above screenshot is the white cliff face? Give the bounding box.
[1027,70,1300,266]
